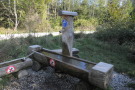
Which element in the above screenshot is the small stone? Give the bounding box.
[18,70,28,78]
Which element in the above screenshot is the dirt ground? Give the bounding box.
[3,67,135,90]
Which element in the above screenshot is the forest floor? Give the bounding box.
[1,68,135,90]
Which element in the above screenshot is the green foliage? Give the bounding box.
[0,0,135,33]
[94,0,135,45]
[74,18,98,31]
[0,75,12,90]
[127,83,135,89]
[107,0,133,24]
[94,25,135,45]
[0,34,61,62]
[74,34,135,77]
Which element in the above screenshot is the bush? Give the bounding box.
[74,19,97,31]
[94,25,135,45]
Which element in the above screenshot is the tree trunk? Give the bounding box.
[13,0,18,31]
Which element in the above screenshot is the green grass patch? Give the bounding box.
[0,75,12,89]
[74,36,135,77]
[0,34,62,62]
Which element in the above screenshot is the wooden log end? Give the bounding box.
[28,45,42,54]
[32,61,42,71]
[33,52,48,65]
[89,62,114,89]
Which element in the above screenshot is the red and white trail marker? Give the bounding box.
[6,66,16,74]
[49,59,56,67]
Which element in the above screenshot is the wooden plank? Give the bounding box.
[42,48,96,65]
[50,48,79,54]
[0,58,25,68]
[59,11,78,16]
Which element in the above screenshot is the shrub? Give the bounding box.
[74,19,97,31]
[94,25,135,45]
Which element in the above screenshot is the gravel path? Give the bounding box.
[4,67,92,90]
[0,31,94,40]
[3,67,135,90]
[111,72,135,90]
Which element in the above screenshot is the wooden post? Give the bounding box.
[59,11,78,56]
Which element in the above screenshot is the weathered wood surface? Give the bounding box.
[28,45,114,89]
[50,48,79,54]
[31,48,113,89]
[89,62,114,89]
[0,58,33,77]
[58,11,78,56]
[59,11,78,16]
[60,16,74,56]
[32,51,48,65]
[32,61,42,71]
[28,45,42,54]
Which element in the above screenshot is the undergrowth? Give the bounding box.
[74,34,135,77]
[0,75,12,90]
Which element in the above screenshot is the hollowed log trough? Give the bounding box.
[29,45,114,89]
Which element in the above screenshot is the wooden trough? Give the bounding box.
[0,10,113,89]
[0,58,33,77]
[29,45,114,89]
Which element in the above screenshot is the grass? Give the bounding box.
[0,33,135,89]
[127,83,135,89]
[0,27,94,34]
[0,34,62,62]
[0,27,55,34]
[0,75,12,90]
[74,35,135,76]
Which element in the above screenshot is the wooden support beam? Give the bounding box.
[0,58,33,77]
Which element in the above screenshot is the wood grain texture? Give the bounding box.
[0,58,33,77]
[61,16,74,56]
[59,11,78,16]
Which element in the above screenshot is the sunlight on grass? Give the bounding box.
[74,35,135,77]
